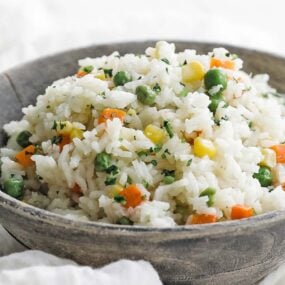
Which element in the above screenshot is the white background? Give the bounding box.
[0,0,285,71]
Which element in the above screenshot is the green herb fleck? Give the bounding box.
[150,160,157,166]
[153,83,161,93]
[106,165,119,175]
[127,176,133,184]
[161,58,170,64]
[186,159,192,166]
[142,180,149,188]
[116,216,133,225]
[114,195,126,204]
[51,135,63,145]
[163,121,174,138]
[103,68,113,78]
[83,65,94,73]
[51,121,57,130]
[105,176,117,186]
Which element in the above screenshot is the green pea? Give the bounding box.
[116,216,134,225]
[163,176,175,185]
[3,178,24,198]
[16,131,32,148]
[113,71,132,86]
[204,69,227,93]
[199,187,216,207]
[253,166,273,187]
[135,85,156,105]
[208,93,224,113]
[94,152,112,172]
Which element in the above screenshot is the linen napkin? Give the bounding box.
[0,250,162,285]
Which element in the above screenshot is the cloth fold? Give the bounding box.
[0,251,162,285]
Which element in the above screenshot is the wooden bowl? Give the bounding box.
[0,41,285,285]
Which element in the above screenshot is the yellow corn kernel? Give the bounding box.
[109,184,123,198]
[182,61,205,83]
[127,108,136,116]
[193,137,216,159]
[260,148,276,168]
[56,121,73,135]
[70,128,84,140]
[95,70,106,80]
[144,124,165,144]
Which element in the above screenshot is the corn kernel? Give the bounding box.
[260,148,276,168]
[109,184,124,198]
[144,124,165,144]
[95,70,106,80]
[127,108,136,116]
[56,121,73,135]
[182,61,205,83]
[70,128,84,140]
[193,137,216,159]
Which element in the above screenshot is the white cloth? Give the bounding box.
[0,251,162,285]
[0,0,285,284]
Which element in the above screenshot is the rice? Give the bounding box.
[1,41,285,227]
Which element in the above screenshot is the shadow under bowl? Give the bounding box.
[0,41,285,285]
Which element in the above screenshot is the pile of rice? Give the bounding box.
[1,41,285,227]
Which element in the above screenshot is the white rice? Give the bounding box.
[1,41,285,227]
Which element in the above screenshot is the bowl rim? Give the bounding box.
[1,40,285,236]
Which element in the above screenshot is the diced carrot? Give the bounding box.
[71,183,82,194]
[210,58,235,70]
[270,144,285,163]
[76,70,87,78]
[189,214,217,224]
[231,204,253,220]
[119,184,143,208]
[58,135,71,151]
[98,108,126,125]
[15,145,35,167]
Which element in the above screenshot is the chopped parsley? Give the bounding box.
[116,216,133,225]
[114,195,126,204]
[150,160,157,166]
[103,68,113,78]
[186,159,192,166]
[127,176,133,184]
[83,65,94,73]
[162,169,175,177]
[51,135,63,145]
[142,180,149,188]
[153,83,161,93]
[105,176,117,186]
[163,121,174,138]
[161,58,170,64]
[105,165,119,175]
[51,120,57,130]
[161,148,170,159]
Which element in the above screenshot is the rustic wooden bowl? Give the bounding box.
[0,41,285,285]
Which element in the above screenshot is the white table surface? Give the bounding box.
[0,0,285,283]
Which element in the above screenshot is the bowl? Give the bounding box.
[0,41,285,285]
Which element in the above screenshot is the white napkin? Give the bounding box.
[0,251,162,285]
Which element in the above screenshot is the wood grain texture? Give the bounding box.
[1,41,285,284]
